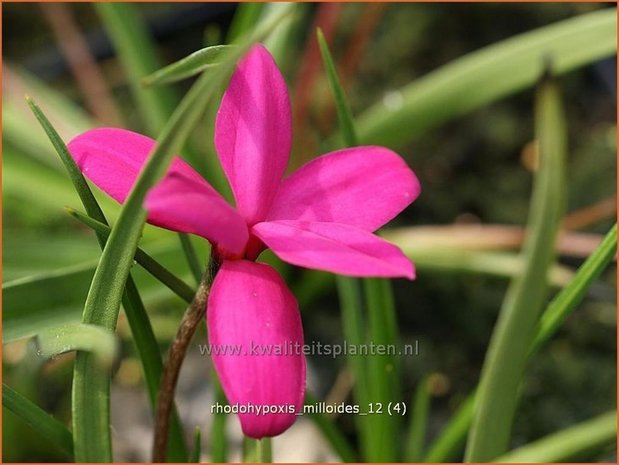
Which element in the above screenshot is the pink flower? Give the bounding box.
[67,44,420,438]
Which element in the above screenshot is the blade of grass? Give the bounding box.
[465,72,567,461]
[36,323,117,368]
[3,384,74,458]
[304,391,357,462]
[190,427,202,462]
[69,11,295,461]
[531,222,617,352]
[318,27,374,460]
[95,2,215,278]
[261,3,306,72]
[424,394,475,462]
[27,97,189,461]
[227,3,264,42]
[351,9,616,150]
[142,45,234,87]
[317,29,357,145]
[335,276,370,457]
[363,278,401,461]
[495,410,617,462]
[319,27,407,461]
[426,222,617,462]
[66,208,196,303]
[178,234,204,284]
[3,263,94,343]
[405,375,431,461]
[407,248,574,287]
[95,2,176,135]
[210,374,228,462]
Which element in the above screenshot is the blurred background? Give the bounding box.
[3,3,616,462]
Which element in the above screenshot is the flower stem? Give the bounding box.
[243,438,272,463]
[152,256,219,462]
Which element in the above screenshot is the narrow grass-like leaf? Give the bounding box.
[405,376,431,461]
[2,384,74,458]
[3,263,94,342]
[465,74,567,461]
[210,374,228,462]
[95,2,177,135]
[262,3,306,72]
[227,3,264,42]
[426,223,617,462]
[71,9,294,461]
[304,392,357,462]
[423,394,475,462]
[335,277,370,455]
[28,97,189,461]
[36,323,117,368]
[496,410,617,462]
[66,208,196,303]
[351,9,616,149]
[179,233,204,284]
[406,248,574,287]
[317,29,358,148]
[363,278,401,461]
[190,427,202,462]
[318,28,407,461]
[142,45,234,87]
[531,222,617,352]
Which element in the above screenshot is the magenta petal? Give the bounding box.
[253,220,415,279]
[214,44,292,225]
[267,146,421,231]
[146,173,248,257]
[207,260,305,438]
[68,127,248,255]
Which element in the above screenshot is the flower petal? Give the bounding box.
[68,127,248,255]
[146,173,248,257]
[207,260,305,438]
[253,220,415,279]
[214,44,292,225]
[267,146,421,231]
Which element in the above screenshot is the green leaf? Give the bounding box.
[2,383,74,458]
[66,208,196,303]
[496,411,617,462]
[426,224,616,462]
[178,233,204,284]
[226,3,264,42]
[71,9,295,461]
[335,277,370,454]
[531,222,617,352]
[3,263,95,343]
[210,374,228,462]
[317,29,358,147]
[351,9,616,149]
[363,278,401,461]
[142,45,234,87]
[405,376,431,461]
[400,248,574,287]
[36,323,117,368]
[425,223,618,462]
[423,394,475,462]
[465,74,567,461]
[304,392,357,462]
[95,3,177,135]
[27,96,189,461]
[318,27,404,461]
[190,426,202,462]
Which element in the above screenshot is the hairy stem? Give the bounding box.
[152,255,219,462]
